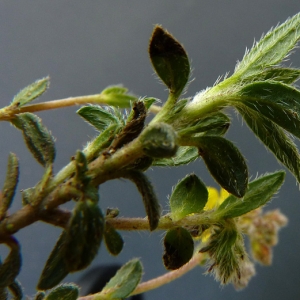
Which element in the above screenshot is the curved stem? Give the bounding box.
[0,94,161,121]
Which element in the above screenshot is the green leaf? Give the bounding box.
[170,174,208,221]
[101,258,142,299]
[34,292,45,300]
[237,105,300,183]
[149,26,190,97]
[104,222,124,256]
[13,113,55,166]
[216,171,285,219]
[0,288,7,300]
[195,136,248,198]
[0,153,19,220]
[101,85,138,108]
[236,81,300,139]
[64,200,104,272]
[11,77,49,107]
[163,227,194,270]
[45,284,79,300]
[0,238,22,288]
[153,146,198,167]
[241,67,300,84]
[37,232,69,290]
[124,171,161,231]
[77,106,120,131]
[178,112,230,137]
[235,12,300,78]
[140,122,178,158]
[142,97,159,110]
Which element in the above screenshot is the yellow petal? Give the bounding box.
[204,187,219,210]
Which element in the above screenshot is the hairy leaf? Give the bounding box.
[45,284,79,300]
[11,77,49,107]
[236,81,300,139]
[0,153,19,220]
[216,171,285,219]
[195,136,248,197]
[170,174,208,221]
[104,222,124,256]
[77,105,120,131]
[241,67,300,84]
[149,26,190,97]
[124,171,161,231]
[163,227,194,270]
[13,113,55,166]
[235,12,300,78]
[153,146,198,167]
[64,200,104,272]
[37,232,69,290]
[0,238,22,288]
[101,259,143,299]
[238,105,300,182]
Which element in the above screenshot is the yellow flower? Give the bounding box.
[204,187,229,211]
[201,187,229,242]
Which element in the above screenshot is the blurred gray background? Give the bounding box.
[0,1,300,299]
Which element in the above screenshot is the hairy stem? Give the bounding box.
[0,94,161,121]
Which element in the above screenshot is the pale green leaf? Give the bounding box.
[235,12,300,78]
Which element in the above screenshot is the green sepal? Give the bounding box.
[64,200,104,272]
[170,174,208,221]
[238,105,300,183]
[195,136,248,198]
[216,171,285,219]
[163,227,194,270]
[77,105,120,131]
[101,85,138,108]
[149,26,190,97]
[12,113,55,166]
[153,146,198,167]
[100,258,143,299]
[7,280,23,300]
[44,284,79,300]
[124,171,161,231]
[178,112,230,137]
[241,67,300,84]
[140,122,178,158]
[37,232,69,290]
[0,238,22,288]
[236,81,300,139]
[104,222,124,256]
[11,77,49,107]
[0,153,19,220]
[234,12,300,78]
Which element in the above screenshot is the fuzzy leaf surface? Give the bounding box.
[238,105,300,183]
[216,171,285,219]
[163,227,194,270]
[196,136,248,197]
[77,106,120,131]
[11,77,49,107]
[13,113,55,166]
[104,223,124,256]
[235,12,300,78]
[153,146,198,167]
[0,153,19,219]
[170,174,208,221]
[149,26,190,97]
[45,284,79,300]
[237,81,300,139]
[64,200,104,272]
[101,259,142,299]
